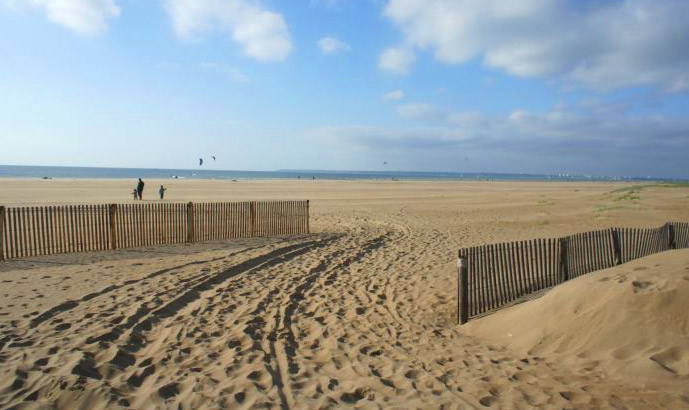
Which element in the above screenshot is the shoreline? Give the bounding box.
[1,164,683,183]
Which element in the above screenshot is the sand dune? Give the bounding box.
[464,249,689,395]
[1,179,688,408]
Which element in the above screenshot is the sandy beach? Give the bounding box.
[1,178,688,409]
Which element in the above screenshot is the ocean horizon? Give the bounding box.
[0,165,682,183]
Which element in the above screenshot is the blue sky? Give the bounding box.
[1,0,688,178]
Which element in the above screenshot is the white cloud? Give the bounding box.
[381,0,689,91]
[318,36,350,55]
[308,125,471,151]
[378,46,416,74]
[397,103,443,121]
[165,0,292,62]
[312,100,689,164]
[12,0,120,34]
[383,90,404,101]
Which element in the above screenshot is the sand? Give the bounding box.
[463,250,689,395]
[0,178,688,409]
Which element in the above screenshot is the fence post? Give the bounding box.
[611,228,622,265]
[186,202,194,243]
[306,200,310,234]
[109,204,117,250]
[668,223,676,250]
[457,252,469,325]
[250,202,256,237]
[0,206,5,261]
[559,238,569,282]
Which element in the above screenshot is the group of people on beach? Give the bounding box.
[132,178,167,200]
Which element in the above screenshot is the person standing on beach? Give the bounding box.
[137,178,145,200]
[159,185,167,200]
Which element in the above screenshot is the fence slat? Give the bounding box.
[515,242,525,297]
[501,244,511,303]
[86,205,97,250]
[128,203,141,247]
[591,232,600,272]
[478,245,488,313]
[83,205,90,252]
[15,208,21,258]
[639,228,647,259]
[93,205,100,250]
[86,204,93,251]
[487,244,498,307]
[493,244,506,306]
[0,207,5,261]
[537,239,545,291]
[128,204,134,248]
[85,205,93,251]
[37,207,46,256]
[486,245,496,311]
[486,245,502,309]
[476,246,490,313]
[468,247,475,317]
[76,205,82,252]
[511,242,522,298]
[545,238,552,287]
[576,233,584,277]
[131,203,136,248]
[20,207,28,258]
[76,205,83,253]
[568,234,577,277]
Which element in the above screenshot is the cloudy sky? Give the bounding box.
[1,0,688,177]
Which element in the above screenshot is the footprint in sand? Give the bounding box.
[631,280,653,293]
[633,266,648,271]
[55,323,71,331]
[560,391,590,404]
[158,383,179,399]
[234,392,246,403]
[479,395,497,407]
[340,388,371,404]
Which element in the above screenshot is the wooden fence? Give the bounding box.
[0,200,309,260]
[457,222,687,324]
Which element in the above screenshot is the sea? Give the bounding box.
[0,165,681,182]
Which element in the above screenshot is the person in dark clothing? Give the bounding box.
[137,178,145,200]
[159,185,167,200]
